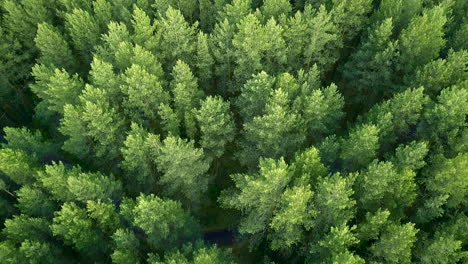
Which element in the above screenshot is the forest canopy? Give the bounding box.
[0,0,467,263]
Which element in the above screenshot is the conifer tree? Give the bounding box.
[372,0,422,34]
[96,21,131,66]
[340,124,379,171]
[120,64,170,125]
[399,3,448,78]
[156,7,198,71]
[268,185,314,251]
[291,5,342,74]
[93,0,113,31]
[60,86,125,165]
[411,49,468,97]
[355,160,417,217]
[156,136,210,205]
[210,18,236,93]
[199,0,217,32]
[369,222,418,264]
[1,0,467,262]
[171,60,204,139]
[65,8,101,63]
[232,14,287,85]
[261,0,292,20]
[196,96,235,159]
[419,84,468,154]
[121,194,199,249]
[296,83,344,143]
[196,32,214,91]
[330,0,373,42]
[0,148,37,185]
[30,65,84,115]
[121,123,160,194]
[131,6,158,54]
[342,18,399,106]
[111,228,141,264]
[236,71,275,122]
[425,153,467,210]
[220,158,292,235]
[51,202,107,255]
[239,88,305,167]
[34,23,75,72]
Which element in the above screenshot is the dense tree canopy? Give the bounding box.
[0,0,467,263]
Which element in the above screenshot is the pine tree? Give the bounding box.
[410,49,468,97]
[313,173,356,233]
[95,21,131,66]
[57,0,93,14]
[120,64,170,125]
[417,234,466,263]
[301,5,342,74]
[30,65,84,115]
[399,3,448,78]
[89,57,122,103]
[220,158,291,235]
[239,88,305,167]
[236,71,275,122]
[38,162,79,202]
[196,32,214,92]
[131,6,158,54]
[34,23,75,71]
[2,214,51,245]
[450,21,468,51]
[60,86,125,165]
[152,0,198,22]
[15,186,56,218]
[51,202,107,255]
[199,0,217,32]
[2,127,56,159]
[17,240,61,264]
[0,149,37,185]
[369,223,418,264]
[120,194,199,249]
[93,0,113,31]
[296,83,344,143]
[269,185,314,251]
[218,0,251,26]
[341,18,399,107]
[372,0,422,34]
[330,0,373,42]
[65,8,101,64]
[111,229,141,264]
[419,84,468,154]
[210,18,236,93]
[355,160,417,217]
[291,147,328,186]
[158,103,180,136]
[340,124,379,171]
[196,96,235,159]
[361,87,428,149]
[156,7,198,71]
[425,153,467,210]
[171,60,204,139]
[2,0,57,50]
[261,0,292,20]
[66,171,122,202]
[155,136,210,206]
[312,224,364,264]
[390,141,429,171]
[120,123,160,194]
[233,14,287,85]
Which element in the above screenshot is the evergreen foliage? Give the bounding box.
[0,0,466,263]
